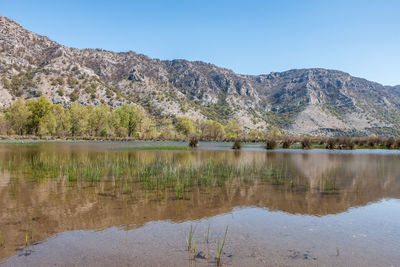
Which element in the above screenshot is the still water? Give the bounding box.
[0,142,399,266]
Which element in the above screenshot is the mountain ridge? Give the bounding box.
[1,15,400,136]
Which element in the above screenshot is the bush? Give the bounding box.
[394,139,400,149]
[189,135,199,148]
[340,138,354,150]
[281,137,294,149]
[70,92,79,101]
[266,138,277,150]
[301,137,311,149]
[232,139,241,150]
[326,138,336,149]
[385,138,395,149]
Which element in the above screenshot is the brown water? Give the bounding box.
[0,142,399,266]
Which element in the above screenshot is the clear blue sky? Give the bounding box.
[1,0,400,85]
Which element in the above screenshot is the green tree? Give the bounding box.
[116,105,145,137]
[0,112,11,134]
[267,126,281,138]
[5,98,31,135]
[26,96,53,135]
[176,116,195,137]
[51,104,71,136]
[201,120,225,141]
[38,112,57,136]
[248,129,264,141]
[159,118,175,140]
[224,119,242,140]
[88,105,111,136]
[69,103,89,136]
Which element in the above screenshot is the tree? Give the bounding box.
[88,105,111,136]
[69,103,89,136]
[38,112,57,136]
[175,116,195,137]
[267,126,281,138]
[26,96,52,134]
[224,119,242,140]
[140,117,157,139]
[116,105,145,137]
[159,118,175,140]
[51,104,71,136]
[201,120,225,141]
[248,129,264,141]
[0,112,11,134]
[5,98,31,135]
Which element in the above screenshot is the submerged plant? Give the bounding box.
[193,237,197,260]
[206,224,210,244]
[216,225,229,266]
[0,230,4,247]
[186,224,196,252]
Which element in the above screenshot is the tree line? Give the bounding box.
[0,97,272,141]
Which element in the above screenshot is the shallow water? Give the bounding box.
[0,142,399,266]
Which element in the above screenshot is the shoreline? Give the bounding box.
[0,136,399,151]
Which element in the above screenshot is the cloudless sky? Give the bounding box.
[1,0,400,85]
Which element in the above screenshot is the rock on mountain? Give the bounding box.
[1,15,400,136]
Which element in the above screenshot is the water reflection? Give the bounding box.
[0,142,400,262]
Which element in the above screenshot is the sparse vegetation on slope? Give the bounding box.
[1,15,400,136]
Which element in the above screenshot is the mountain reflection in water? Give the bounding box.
[0,142,399,265]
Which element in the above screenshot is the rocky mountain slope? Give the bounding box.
[1,15,400,136]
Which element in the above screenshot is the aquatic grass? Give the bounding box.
[216,225,229,266]
[1,152,333,198]
[323,176,337,193]
[206,224,210,244]
[23,227,33,256]
[185,224,196,252]
[0,230,4,247]
[193,237,197,260]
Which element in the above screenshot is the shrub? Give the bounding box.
[57,88,64,96]
[232,139,241,150]
[326,138,336,149]
[301,137,311,149]
[266,138,277,150]
[281,137,294,149]
[341,138,354,150]
[385,138,395,149]
[189,135,199,148]
[70,92,79,101]
[394,139,400,149]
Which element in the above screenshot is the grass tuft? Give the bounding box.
[216,225,229,266]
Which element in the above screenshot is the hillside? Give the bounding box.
[1,15,400,136]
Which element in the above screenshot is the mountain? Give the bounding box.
[1,15,400,136]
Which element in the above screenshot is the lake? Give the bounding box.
[0,142,399,266]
